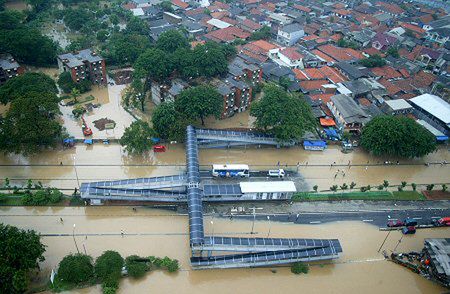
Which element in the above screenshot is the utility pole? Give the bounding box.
[266,216,271,238]
[73,155,80,190]
[72,224,80,254]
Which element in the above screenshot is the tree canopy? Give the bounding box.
[119,120,156,154]
[249,25,271,41]
[104,33,151,66]
[58,72,91,94]
[57,254,94,285]
[250,83,316,142]
[156,29,190,53]
[95,250,124,292]
[359,54,386,68]
[360,115,437,158]
[152,101,190,141]
[0,223,46,293]
[133,48,173,81]
[175,85,223,125]
[0,72,57,104]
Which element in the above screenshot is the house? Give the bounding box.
[239,40,278,63]
[327,94,371,133]
[228,56,262,84]
[239,18,262,33]
[203,27,251,43]
[0,54,24,85]
[214,77,252,118]
[348,30,376,47]
[317,44,364,63]
[269,47,304,69]
[335,62,373,80]
[57,49,106,85]
[372,32,397,51]
[426,28,450,46]
[409,93,450,136]
[131,0,162,8]
[382,99,413,115]
[268,13,293,26]
[181,20,205,38]
[277,23,305,46]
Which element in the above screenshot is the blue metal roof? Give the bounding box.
[303,140,327,147]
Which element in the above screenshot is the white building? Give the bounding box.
[269,47,304,69]
[239,181,296,200]
[277,23,304,46]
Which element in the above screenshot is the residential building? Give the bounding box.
[372,32,398,51]
[409,93,450,136]
[57,49,106,85]
[269,47,304,69]
[382,99,413,116]
[214,78,252,118]
[277,23,304,46]
[0,54,24,85]
[327,94,371,133]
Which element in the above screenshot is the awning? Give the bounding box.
[320,117,336,127]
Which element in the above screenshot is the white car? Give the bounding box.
[268,169,285,178]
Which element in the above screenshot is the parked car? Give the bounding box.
[153,145,166,152]
[432,217,450,227]
[387,220,405,227]
[402,226,416,234]
[404,218,418,227]
[268,169,285,178]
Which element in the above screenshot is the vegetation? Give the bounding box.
[249,25,271,41]
[386,46,399,58]
[152,102,191,142]
[58,72,92,94]
[0,11,57,66]
[175,85,223,125]
[360,116,436,158]
[119,121,156,154]
[122,79,145,111]
[250,83,315,142]
[95,251,124,293]
[337,38,359,50]
[292,191,426,201]
[0,72,57,104]
[104,33,151,66]
[125,255,149,279]
[426,184,434,191]
[359,54,386,68]
[57,254,94,285]
[0,223,46,293]
[22,188,63,205]
[291,262,309,274]
[156,29,189,53]
[148,256,179,272]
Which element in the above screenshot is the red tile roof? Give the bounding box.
[244,0,260,4]
[398,68,410,78]
[280,47,304,61]
[358,97,372,106]
[371,66,402,80]
[319,66,348,83]
[211,11,229,19]
[412,70,436,88]
[363,47,382,56]
[317,44,364,62]
[320,117,336,126]
[330,34,343,42]
[376,1,404,15]
[204,27,251,42]
[334,9,352,16]
[400,23,426,37]
[311,93,333,104]
[293,4,311,13]
[246,40,278,52]
[299,80,329,91]
[302,34,319,41]
[379,78,402,95]
[211,1,230,10]
[172,0,189,9]
[122,3,136,10]
[312,49,336,63]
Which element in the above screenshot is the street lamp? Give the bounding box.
[210,220,215,249]
[266,216,271,238]
[73,155,80,190]
[72,224,80,254]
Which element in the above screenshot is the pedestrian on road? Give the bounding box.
[277,161,280,166]
[121,230,124,237]
[306,161,308,166]
[60,162,63,165]
[365,166,368,171]
[132,207,137,212]
[60,217,63,223]
[334,174,337,179]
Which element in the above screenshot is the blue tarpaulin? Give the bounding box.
[63,138,75,144]
[151,137,161,143]
[324,128,339,139]
[303,140,327,151]
[84,139,93,145]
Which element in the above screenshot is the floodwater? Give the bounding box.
[4,0,27,11]
[60,84,135,139]
[0,206,448,293]
[0,143,448,191]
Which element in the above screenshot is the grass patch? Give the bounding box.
[292,190,425,201]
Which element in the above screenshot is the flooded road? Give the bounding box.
[0,144,448,191]
[0,206,448,293]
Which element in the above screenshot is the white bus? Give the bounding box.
[212,164,250,178]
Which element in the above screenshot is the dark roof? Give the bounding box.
[330,94,371,124]
[280,23,303,33]
[336,62,372,80]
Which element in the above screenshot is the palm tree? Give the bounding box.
[383,180,389,190]
[71,87,81,104]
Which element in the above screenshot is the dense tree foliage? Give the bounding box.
[95,251,124,292]
[134,48,173,82]
[359,54,386,68]
[386,46,399,58]
[122,79,146,111]
[0,223,46,293]
[119,120,156,154]
[104,33,151,66]
[175,85,222,125]
[156,29,189,53]
[125,255,149,279]
[0,11,57,66]
[152,101,190,141]
[360,115,436,158]
[250,83,316,142]
[125,16,149,35]
[249,25,271,40]
[58,72,91,94]
[0,72,57,104]
[0,91,62,154]
[57,254,94,284]
[22,188,63,205]
[337,38,359,49]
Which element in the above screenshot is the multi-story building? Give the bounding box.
[57,49,107,85]
[277,23,304,46]
[0,54,24,85]
[215,78,252,118]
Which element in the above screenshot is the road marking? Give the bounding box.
[388,218,398,221]
[309,221,321,224]
[413,217,422,220]
[431,217,442,219]
[363,219,373,222]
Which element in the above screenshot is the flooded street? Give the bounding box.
[0,206,448,293]
[0,143,448,191]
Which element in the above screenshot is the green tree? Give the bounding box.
[71,87,81,103]
[442,184,447,192]
[291,262,309,274]
[313,185,318,192]
[340,183,348,191]
[330,185,338,192]
[123,79,145,111]
[94,250,124,282]
[125,255,149,278]
[133,48,173,88]
[104,33,151,65]
[383,180,389,190]
[250,84,315,142]
[57,254,94,285]
[359,54,386,68]
[96,29,109,42]
[350,182,357,189]
[386,46,399,58]
[249,25,271,41]
[411,183,417,191]
[279,76,291,90]
[175,85,222,125]
[192,42,228,77]
[0,72,57,104]
[26,0,51,11]
[159,1,174,12]
[0,223,46,293]
[360,116,436,158]
[0,92,62,154]
[156,29,189,53]
[426,184,434,191]
[58,72,77,94]
[152,101,190,141]
[125,16,149,35]
[401,181,407,188]
[119,121,156,154]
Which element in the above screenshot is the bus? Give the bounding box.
[212,164,250,178]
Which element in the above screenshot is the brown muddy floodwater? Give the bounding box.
[0,206,448,293]
[0,144,448,191]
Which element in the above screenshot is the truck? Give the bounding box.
[268,169,285,178]
[432,217,450,227]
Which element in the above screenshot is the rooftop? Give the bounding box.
[58,49,103,68]
[384,99,412,111]
[0,54,20,70]
[410,94,450,125]
[239,181,297,193]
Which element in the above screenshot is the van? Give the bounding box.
[268,169,285,178]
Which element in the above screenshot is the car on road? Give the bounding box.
[268,169,285,178]
[402,226,416,234]
[404,218,418,226]
[387,220,405,227]
[432,217,450,227]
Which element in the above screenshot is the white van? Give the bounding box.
[268,169,285,178]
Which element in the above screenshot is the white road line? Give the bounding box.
[413,217,422,220]
[309,221,321,224]
[363,219,373,222]
[431,217,442,219]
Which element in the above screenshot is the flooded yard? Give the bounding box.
[0,206,448,293]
